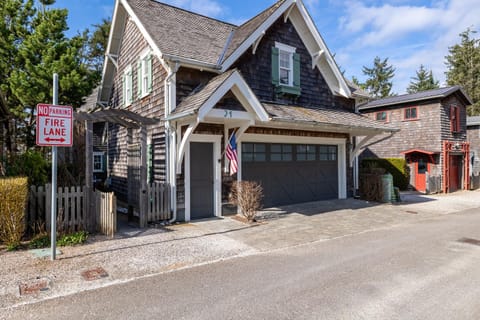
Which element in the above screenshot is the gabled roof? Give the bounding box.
[221,0,287,63]
[359,86,473,110]
[467,116,480,126]
[168,69,269,122]
[126,0,235,66]
[263,103,398,135]
[103,0,351,100]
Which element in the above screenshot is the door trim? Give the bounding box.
[185,134,221,221]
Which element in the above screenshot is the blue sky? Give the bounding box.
[53,0,479,94]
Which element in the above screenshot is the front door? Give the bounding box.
[415,159,427,192]
[449,155,462,192]
[190,142,214,219]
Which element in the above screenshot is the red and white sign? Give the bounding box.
[36,104,73,147]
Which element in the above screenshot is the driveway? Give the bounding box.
[1,189,479,310]
[194,190,480,251]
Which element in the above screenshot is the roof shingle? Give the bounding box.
[127,0,236,65]
[359,86,472,110]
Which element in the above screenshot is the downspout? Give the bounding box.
[165,61,180,224]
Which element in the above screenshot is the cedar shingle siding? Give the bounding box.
[233,19,354,111]
[108,18,167,200]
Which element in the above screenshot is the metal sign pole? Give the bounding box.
[51,73,58,261]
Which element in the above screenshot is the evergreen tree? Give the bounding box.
[445,28,480,115]
[407,65,439,93]
[1,0,98,150]
[362,56,396,98]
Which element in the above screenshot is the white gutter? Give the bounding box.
[164,61,180,224]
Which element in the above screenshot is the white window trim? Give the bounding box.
[139,50,151,98]
[124,65,133,107]
[93,152,105,173]
[275,42,296,87]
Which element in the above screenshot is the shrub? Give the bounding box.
[57,231,88,246]
[229,181,263,222]
[361,158,410,190]
[0,177,29,249]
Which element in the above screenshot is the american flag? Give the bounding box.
[226,132,238,175]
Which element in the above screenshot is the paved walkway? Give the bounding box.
[1,190,479,311]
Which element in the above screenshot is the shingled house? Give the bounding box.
[359,86,472,194]
[467,116,480,189]
[97,0,396,222]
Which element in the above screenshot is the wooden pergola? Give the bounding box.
[74,109,160,230]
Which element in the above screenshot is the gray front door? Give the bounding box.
[190,142,214,219]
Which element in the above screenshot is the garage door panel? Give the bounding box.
[242,143,339,208]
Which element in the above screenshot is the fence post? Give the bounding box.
[85,120,95,232]
[45,183,52,230]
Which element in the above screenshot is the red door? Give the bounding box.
[449,155,460,192]
[415,159,427,192]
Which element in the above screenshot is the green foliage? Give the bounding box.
[57,231,88,246]
[362,56,396,98]
[28,233,49,249]
[361,158,410,190]
[28,231,88,248]
[407,65,440,94]
[0,177,28,248]
[0,0,101,151]
[4,150,49,185]
[445,28,480,116]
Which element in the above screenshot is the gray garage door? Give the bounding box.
[242,143,338,207]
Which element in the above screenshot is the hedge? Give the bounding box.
[0,177,29,249]
[361,158,410,190]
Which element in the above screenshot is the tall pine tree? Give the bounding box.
[407,65,439,93]
[2,0,98,149]
[362,56,395,98]
[445,28,480,116]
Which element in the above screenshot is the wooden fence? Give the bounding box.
[29,184,118,236]
[147,182,171,222]
[95,190,116,237]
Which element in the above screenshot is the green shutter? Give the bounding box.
[147,54,152,93]
[137,61,142,98]
[293,52,301,89]
[271,47,279,86]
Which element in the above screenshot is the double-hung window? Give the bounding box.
[123,65,133,107]
[404,107,418,120]
[137,51,152,98]
[93,152,105,172]
[272,42,301,96]
[376,111,388,122]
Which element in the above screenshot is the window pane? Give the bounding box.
[280,69,289,84]
[297,154,306,161]
[271,144,281,152]
[255,144,266,152]
[243,153,253,162]
[280,51,290,68]
[271,153,282,161]
[283,144,292,152]
[307,153,316,161]
[319,153,328,161]
[411,108,417,118]
[319,146,328,154]
[243,143,253,153]
[255,153,265,161]
[297,145,307,153]
[283,153,292,161]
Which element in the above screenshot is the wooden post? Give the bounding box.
[85,120,95,232]
[139,126,148,227]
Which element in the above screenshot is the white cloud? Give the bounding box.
[337,0,480,93]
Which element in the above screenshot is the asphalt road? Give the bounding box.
[5,208,480,320]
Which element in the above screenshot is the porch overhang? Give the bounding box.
[400,149,440,156]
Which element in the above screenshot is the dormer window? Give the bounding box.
[272,42,301,96]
